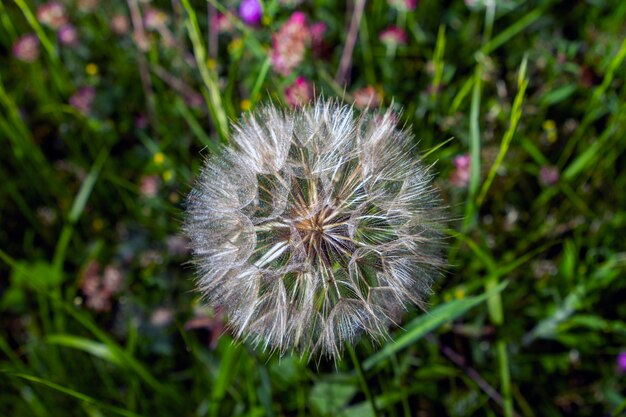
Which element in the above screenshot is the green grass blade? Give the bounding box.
[45,335,123,366]
[180,0,229,142]
[363,281,508,370]
[477,56,528,207]
[7,372,146,417]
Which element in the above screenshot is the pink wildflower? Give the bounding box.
[388,0,417,11]
[271,12,310,76]
[111,14,130,36]
[58,24,78,46]
[309,21,326,50]
[144,8,169,31]
[80,261,124,313]
[284,76,313,108]
[380,26,408,46]
[212,13,234,33]
[352,86,382,109]
[140,175,160,198]
[450,154,471,188]
[13,34,40,63]
[37,1,68,29]
[69,87,96,115]
[539,165,559,187]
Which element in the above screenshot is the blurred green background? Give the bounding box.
[1,0,626,416]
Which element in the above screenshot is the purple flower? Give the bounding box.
[69,86,96,115]
[539,165,559,187]
[380,26,408,46]
[13,33,40,63]
[617,352,626,372]
[58,24,78,46]
[352,86,382,109]
[239,0,263,26]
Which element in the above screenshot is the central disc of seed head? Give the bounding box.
[292,202,353,268]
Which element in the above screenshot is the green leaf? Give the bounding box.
[363,281,508,370]
[10,261,62,290]
[309,380,358,416]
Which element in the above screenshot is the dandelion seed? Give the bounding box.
[184,99,446,358]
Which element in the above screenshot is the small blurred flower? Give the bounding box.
[144,7,169,30]
[271,12,310,76]
[284,76,313,108]
[450,154,471,188]
[80,261,124,313]
[77,0,98,12]
[542,119,557,143]
[37,1,68,30]
[139,175,160,198]
[153,152,165,165]
[352,86,382,109]
[85,63,99,76]
[388,0,417,11]
[185,92,204,109]
[69,86,96,115]
[212,12,234,33]
[135,113,149,129]
[239,0,263,26]
[111,13,130,36]
[150,307,174,327]
[103,265,123,293]
[58,24,78,46]
[539,165,559,187]
[36,207,57,226]
[184,99,445,357]
[380,26,408,46]
[184,307,227,349]
[617,351,626,372]
[241,99,252,111]
[12,34,40,63]
[309,22,327,49]
[166,235,190,257]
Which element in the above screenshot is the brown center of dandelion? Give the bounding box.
[293,205,354,267]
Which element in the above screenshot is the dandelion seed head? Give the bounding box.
[184,99,446,358]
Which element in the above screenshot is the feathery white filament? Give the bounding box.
[184,99,445,358]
